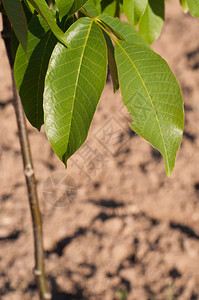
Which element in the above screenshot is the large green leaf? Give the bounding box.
[68,0,88,16]
[44,17,107,164]
[139,0,165,44]
[115,41,184,175]
[186,0,199,17]
[27,0,69,47]
[2,0,28,52]
[55,0,74,20]
[14,16,57,129]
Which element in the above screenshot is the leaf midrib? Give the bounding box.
[116,41,170,174]
[66,19,94,155]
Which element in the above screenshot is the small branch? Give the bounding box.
[1,14,51,300]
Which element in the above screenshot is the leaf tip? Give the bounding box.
[62,152,68,168]
[166,167,172,177]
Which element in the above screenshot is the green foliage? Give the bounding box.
[98,15,183,175]
[84,0,101,17]
[103,32,119,92]
[123,0,135,25]
[55,0,73,20]
[139,0,165,44]
[1,0,28,52]
[44,17,107,163]
[133,0,148,25]
[123,0,148,26]
[98,14,150,48]
[68,0,89,16]
[27,0,69,46]
[115,41,183,175]
[14,15,57,129]
[4,0,198,175]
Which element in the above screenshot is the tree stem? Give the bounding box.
[1,14,51,300]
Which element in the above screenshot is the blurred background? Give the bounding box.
[0,1,199,299]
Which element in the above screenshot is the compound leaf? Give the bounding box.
[139,0,165,44]
[115,41,184,175]
[2,0,28,52]
[44,17,107,164]
[186,0,199,17]
[14,15,57,129]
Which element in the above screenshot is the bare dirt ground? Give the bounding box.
[1,1,199,299]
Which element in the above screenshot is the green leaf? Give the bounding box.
[115,41,184,175]
[83,0,101,17]
[23,0,35,14]
[186,0,199,17]
[103,32,119,92]
[134,0,148,25]
[123,0,148,26]
[139,0,165,44]
[44,17,107,164]
[180,0,189,13]
[55,0,74,20]
[101,0,116,17]
[123,0,134,25]
[14,15,57,130]
[22,0,34,23]
[2,0,28,52]
[68,0,88,16]
[98,14,150,48]
[94,0,102,4]
[27,0,69,47]
[114,0,120,18]
[100,0,122,17]
[11,29,19,60]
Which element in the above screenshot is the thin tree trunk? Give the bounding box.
[1,14,51,300]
